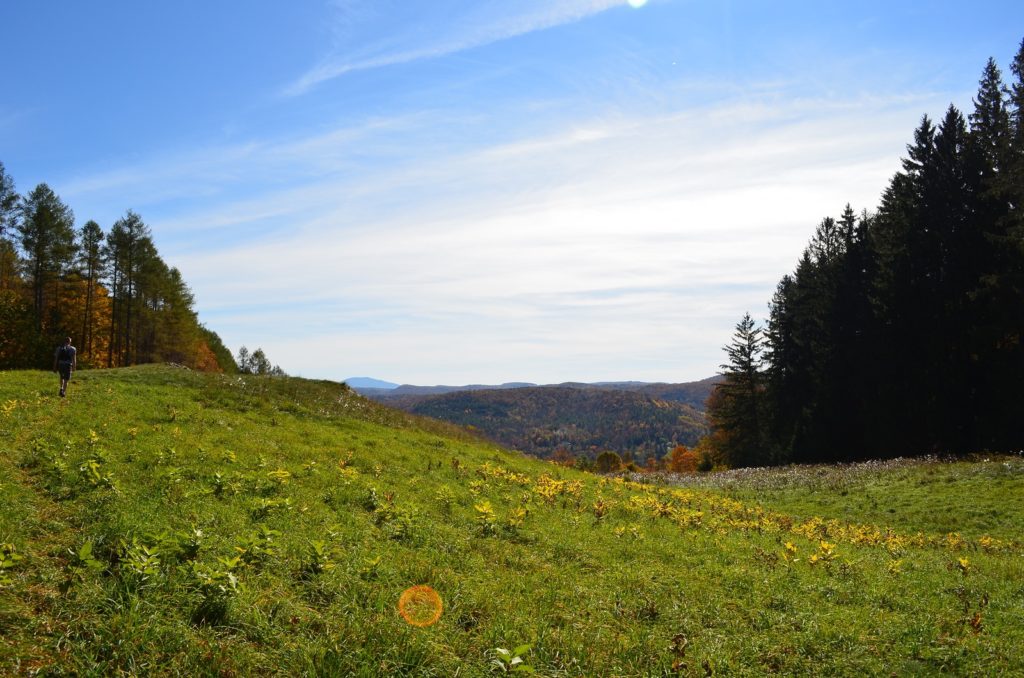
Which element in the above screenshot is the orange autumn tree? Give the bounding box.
[667,444,699,474]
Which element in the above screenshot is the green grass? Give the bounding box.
[1,366,1022,676]
[671,457,1024,541]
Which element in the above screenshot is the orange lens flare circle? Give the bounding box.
[398,585,443,627]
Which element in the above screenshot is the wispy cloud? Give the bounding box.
[137,88,944,383]
[58,57,952,383]
[285,0,626,96]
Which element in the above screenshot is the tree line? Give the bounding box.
[0,167,236,372]
[708,39,1024,467]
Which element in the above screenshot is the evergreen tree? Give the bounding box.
[236,346,251,373]
[77,220,106,362]
[106,210,153,366]
[16,184,76,334]
[0,162,18,290]
[236,345,284,376]
[970,58,1012,189]
[977,40,1024,449]
[764,274,802,461]
[708,313,767,467]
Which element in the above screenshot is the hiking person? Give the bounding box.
[53,337,77,398]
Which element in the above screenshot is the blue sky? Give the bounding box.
[2,1,1022,384]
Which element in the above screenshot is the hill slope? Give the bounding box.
[1,367,1022,675]
[374,385,711,460]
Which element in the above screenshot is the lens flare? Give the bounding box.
[398,585,443,627]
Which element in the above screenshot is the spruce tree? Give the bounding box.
[709,313,767,467]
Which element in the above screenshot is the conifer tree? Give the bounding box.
[0,163,18,290]
[16,184,76,333]
[709,313,767,467]
[106,210,152,366]
[77,220,106,362]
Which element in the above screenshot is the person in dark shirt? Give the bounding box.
[53,337,77,398]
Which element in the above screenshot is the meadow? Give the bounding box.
[1,366,1022,676]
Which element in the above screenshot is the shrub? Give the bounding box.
[595,451,622,474]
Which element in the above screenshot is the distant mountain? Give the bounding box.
[368,382,714,461]
[344,377,400,390]
[388,382,536,396]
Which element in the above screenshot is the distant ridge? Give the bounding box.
[344,377,400,390]
[350,377,721,410]
[388,382,536,396]
[357,377,721,460]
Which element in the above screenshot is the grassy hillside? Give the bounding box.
[377,386,708,461]
[668,457,1024,542]
[1,367,1022,675]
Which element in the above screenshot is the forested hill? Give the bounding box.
[0,168,235,372]
[577,376,721,411]
[374,385,709,461]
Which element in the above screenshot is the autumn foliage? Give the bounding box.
[666,445,699,474]
[0,166,234,373]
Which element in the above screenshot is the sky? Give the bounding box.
[2,1,1022,385]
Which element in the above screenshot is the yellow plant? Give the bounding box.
[267,469,291,486]
[506,507,528,531]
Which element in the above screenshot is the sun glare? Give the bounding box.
[627,0,648,8]
[398,585,444,627]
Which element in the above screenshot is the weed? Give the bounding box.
[0,543,23,587]
[61,540,105,593]
[78,458,116,490]
[374,503,417,542]
[300,540,337,578]
[492,644,535,674]
[505,506,528,535]
[211,471,227,497]
[234,526,280,567]
[186,561,239,625]
[118,538,163,591]
[359,555,382,580]
[251,497,293,520]
[163,527,204,562]
[474,500,498,536]
[267,468,291,488]
[362,487,381,511]
[435,484,457,514]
